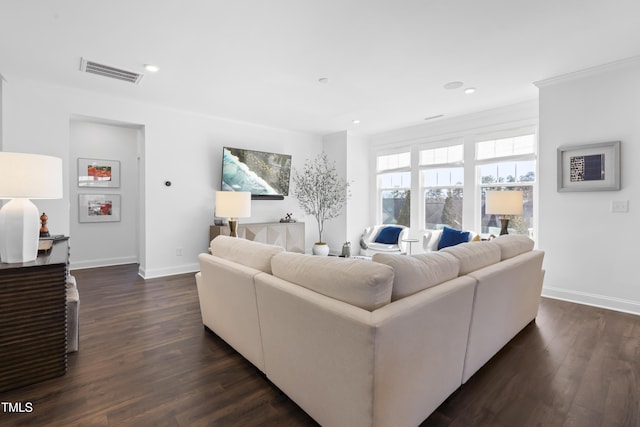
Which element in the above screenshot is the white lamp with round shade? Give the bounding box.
[0,152,63,263]
[215,191,251,237]
[485,190,523,235]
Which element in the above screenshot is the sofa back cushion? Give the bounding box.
[210,235,284,274]
[271,252,394,311]
[491,234,535,260]
[441,241,501,275]
[372,252,461,301]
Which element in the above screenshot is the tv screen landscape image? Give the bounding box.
[222,147,292,200]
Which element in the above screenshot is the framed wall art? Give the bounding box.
[557,141,620,192]
[78,194,121,223]
[78,158,120,188]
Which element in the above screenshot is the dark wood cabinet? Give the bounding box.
[0,238,69,392]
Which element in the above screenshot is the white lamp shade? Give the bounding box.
[0,152,63,263]
[0,152,63,199]
[215,191,251,218]
[485,190,523,215]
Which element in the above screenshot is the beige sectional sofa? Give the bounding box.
[195,234,544,427]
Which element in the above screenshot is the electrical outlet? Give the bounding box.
[611,200,629,213]
[176,247,183,256]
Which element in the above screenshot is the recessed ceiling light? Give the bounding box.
[144,64,159,73]
[444,81,464,90]
[464,87,476,94]
[318,77,329,84]
[352,119,361,124]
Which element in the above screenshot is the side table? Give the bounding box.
[402,238,419,255]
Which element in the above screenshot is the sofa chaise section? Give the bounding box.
[195,236,283,372]
[255,252,476,427]
[442,235,545,383]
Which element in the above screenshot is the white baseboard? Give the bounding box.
[542,286,640,316]
[70,257,199,280]
[70,256,139,270]
[138,263,199,279]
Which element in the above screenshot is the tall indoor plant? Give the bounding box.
[293,152,350,255]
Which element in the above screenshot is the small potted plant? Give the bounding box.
[293,152,350,255]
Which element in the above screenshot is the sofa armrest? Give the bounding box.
[422,229,443,252]
[196,253,265,371]
[462,250,544,383]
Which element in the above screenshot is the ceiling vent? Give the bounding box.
[79,58,143,84]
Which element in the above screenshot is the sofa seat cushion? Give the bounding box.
[210,235,284,274]
[441,241,501,275]
[271,252,394,311]
[366,242,402,252]
[372,252,461,301]
[492,234,535,260]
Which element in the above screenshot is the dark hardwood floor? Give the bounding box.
[1,264,639,426]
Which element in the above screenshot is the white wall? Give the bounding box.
[0,79,3,150]
[321,132,347,252]
[536,57,640,314]
[322,131,371,255]
[2,78,321,278]
[345,133,371,255]
[69,120,140,269]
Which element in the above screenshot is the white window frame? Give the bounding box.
[375,149,411,225]
[371,122,538,243]
[474,128,538,238]
[419,140,465,231]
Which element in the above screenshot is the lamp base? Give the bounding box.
[0,198,40,263]
[499,218,510,235]
[229,218,239,237]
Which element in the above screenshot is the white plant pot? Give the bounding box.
[312,243,330,256]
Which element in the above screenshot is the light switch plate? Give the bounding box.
[611,200,629,213]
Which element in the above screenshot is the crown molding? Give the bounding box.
[534,55,640,88]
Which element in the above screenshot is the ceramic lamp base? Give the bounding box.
[0,198,40,263]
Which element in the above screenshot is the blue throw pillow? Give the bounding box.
[437,226,470,250]
[375,226,404,244]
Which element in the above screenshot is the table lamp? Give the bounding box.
[0,152,63,263]
[485,190,523,235]
[215,191,251,237]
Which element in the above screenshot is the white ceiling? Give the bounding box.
[1,0,639,136]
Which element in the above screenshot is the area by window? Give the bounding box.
[477,133,536,237]
[374,128,537,239]
[376,152,410,226]
[420,144,464,230]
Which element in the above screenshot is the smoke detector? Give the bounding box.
[79,58,143,84]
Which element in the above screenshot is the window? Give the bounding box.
[477,133,536,236]
[420,144,464,230]
[373,126,537,240]
[377,152,410,226]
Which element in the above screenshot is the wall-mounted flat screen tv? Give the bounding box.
[221,147,292,200]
